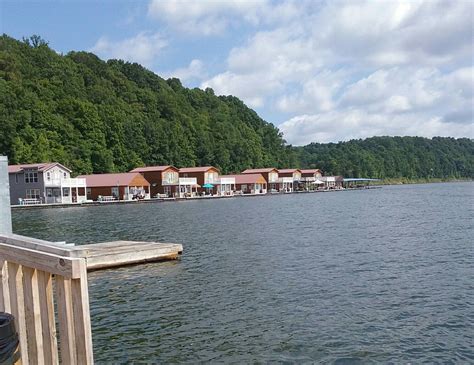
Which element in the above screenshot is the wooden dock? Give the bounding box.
[0,234,183,271]
[69,240,183,270]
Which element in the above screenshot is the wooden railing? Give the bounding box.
[0,242,93,364]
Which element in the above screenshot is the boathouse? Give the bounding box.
[78,172,151,201]
[300,169,324,190]
[8,162,87,205]
[130,165,180,198]
[179,166,220,195]
[242,168,279,192]
[277,169,302,192]
[320,176,344,189]
[222,174,267,194]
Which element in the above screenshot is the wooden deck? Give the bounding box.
[69,241,183,270]
[0,234,183,271]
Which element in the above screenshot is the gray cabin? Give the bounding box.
[8,162,87,205]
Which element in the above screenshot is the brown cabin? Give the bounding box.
[241,168,279,191]
[78,172,150,201]
[222,174,267,194]
[300,169,323,179]
[179,166,220,194]
[130,165,179,197]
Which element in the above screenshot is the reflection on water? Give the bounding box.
[12,183,474,363]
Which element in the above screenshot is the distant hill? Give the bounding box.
[295,136,473,179]
[0,34,296,174]
[1,35,473,179]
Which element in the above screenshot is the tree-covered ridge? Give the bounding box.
[296,136,474,179]
[0,35,473,180]
[0,34,295,174]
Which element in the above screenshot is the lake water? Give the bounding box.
[12,182,474,363]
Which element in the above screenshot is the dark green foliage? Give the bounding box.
[0,34,291,174]
[296,136,474,178]
[0,35,472,179]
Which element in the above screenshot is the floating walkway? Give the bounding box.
[0,234,183,271]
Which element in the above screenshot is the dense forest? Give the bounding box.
[1,35,473,179]
[295,136,473,179]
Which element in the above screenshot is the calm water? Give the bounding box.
[12,182,474,363]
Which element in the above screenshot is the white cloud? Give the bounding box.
[280,111,474,146]
[147,0,271,35]
[164,59,206,83]
[90,32,167,67]
[198,0,472,143]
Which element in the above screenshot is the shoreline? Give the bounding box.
[377,177,473,186]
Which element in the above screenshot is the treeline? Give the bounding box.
[295,136,474,179]
[0,35,295,174]
[0,35,473,179]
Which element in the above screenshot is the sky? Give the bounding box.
[1,0,473,145]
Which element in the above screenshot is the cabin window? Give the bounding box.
[24,172,38,183]
[63,172,67,178]
[46,189,52,197]
[25,172,38,184]
[25,189,40,199]
[46,172,51,181]
[62,188,70,197]
[111,187,119,198]
[86,188,91,196]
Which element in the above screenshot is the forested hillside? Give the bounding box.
[296,136,473,179]
[0,35,296,174]
[1,35,473,179]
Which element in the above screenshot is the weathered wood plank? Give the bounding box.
[22,267,45,365]
[86,249,181,269]
[0,260,10,313]
[7,263,29,364]
[37,270,59,365]
[0,233,73,257]
[71,262,94,364]
[0,242,82,278]
[56,276,77,365]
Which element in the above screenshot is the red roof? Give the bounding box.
[242,168,277,174]
[179,166,218,173]
[278,169,301,174]
[130,165,177,173]
[221,174,266,184]
[8,162,71,174]
[78,173,149,187]
[300,169,322,174]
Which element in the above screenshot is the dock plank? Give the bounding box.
[69,241,183,270]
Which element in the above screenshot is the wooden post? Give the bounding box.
[0,156,12,235]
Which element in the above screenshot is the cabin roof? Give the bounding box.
[130,165,177,173]
[277,169,301,174]
[300,169,322,174]
[78,172,149,187]
[242,168,277,174]
[221,174,266,184]
[8,162,72,174]
[179,166,218,173]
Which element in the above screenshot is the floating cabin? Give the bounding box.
[179,166,221,195]
[242,168,279,192]
[300,169,324,190]
[220,173,267,194]
[277,169,302,192]
[78,172,151,201]
[130,165,180,198]
[8,162,87,205]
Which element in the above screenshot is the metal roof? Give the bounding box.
[343,178,381,182]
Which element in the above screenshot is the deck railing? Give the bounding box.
[0,241,93,364]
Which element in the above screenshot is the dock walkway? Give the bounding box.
[0,234,183,271]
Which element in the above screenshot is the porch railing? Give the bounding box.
[0,241,93,364]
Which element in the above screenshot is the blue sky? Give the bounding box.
[1,0,472,145]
